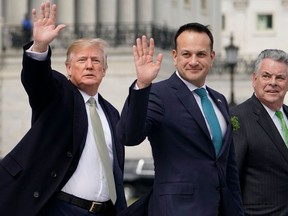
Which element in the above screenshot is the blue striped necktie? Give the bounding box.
[194,88,222,155]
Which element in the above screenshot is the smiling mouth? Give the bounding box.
[266,90,279,93]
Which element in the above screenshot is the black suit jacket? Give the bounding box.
[230,94,288,216]
[0,43,127,215]
[117,73,243,216]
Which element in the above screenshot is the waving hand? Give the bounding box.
[31,1,66,52]
[134,35,163,89]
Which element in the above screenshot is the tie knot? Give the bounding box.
[88,97,97,106]
[194,88,207,98]
[276,110,284,119]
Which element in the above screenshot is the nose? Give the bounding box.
[268,76,277,85]
[189,55,199,66]
[86,58,93,69]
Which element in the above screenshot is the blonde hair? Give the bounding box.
[65,38,109,69]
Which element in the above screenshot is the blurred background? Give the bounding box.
[0,0,287,201]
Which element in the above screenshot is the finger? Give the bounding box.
[142,35,147,56]
[148,38,155,58]
[50,4,57,21]
[40,3,45,19]
[32,8,38,23]
[132,45,139,62]
[136,37,143,57]
[44,1,51,18]
[55,24,66,34]
[156,53,164,67]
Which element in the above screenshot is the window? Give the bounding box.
[257,14,273,30]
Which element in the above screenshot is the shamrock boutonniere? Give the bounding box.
[231,116,240,131]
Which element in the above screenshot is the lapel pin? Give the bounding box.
[217,99,222,103]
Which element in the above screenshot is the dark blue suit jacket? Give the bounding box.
[0,43,127,215]
[117,73,243,216]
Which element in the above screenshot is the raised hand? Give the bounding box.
[32,1,66,52]
[133,35,163,89]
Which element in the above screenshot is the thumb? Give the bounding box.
[55,24,66,34]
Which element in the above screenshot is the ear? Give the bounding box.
[252,72,257,88]
[172,49,177,66]
[65,63,72,77]
[210,50,216,61]
[102,68,107,77]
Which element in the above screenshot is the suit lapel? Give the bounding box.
[252,95,288,164]
[98,95,122,169]
[72,88,88,155]
[169,74,212,144]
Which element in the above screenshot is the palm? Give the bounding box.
[32,2,65,50]
[133,36,163,88]
[33,20,58,44]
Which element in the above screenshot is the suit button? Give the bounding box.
[66,151,73,158]
[51,171,57,178]
[33,191,39,198]
[216,186,221,191]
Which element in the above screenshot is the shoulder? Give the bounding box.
[230,96,257,117]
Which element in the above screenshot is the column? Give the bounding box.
[118,0,135,45]
[136,0,153,37]
[136,0,153,24]
[98,0,117,45]
[98,0,117,24]
[0,0,3,53]
[6,0,27,25]
[75,0,97,38]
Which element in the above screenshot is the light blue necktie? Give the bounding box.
[195,88,222,155]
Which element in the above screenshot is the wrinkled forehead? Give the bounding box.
[69,45,105,59]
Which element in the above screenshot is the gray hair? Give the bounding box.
[65,38,109,69]
[254,49,288,75]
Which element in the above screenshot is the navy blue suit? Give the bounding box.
[0,43,127,216]
[117,73,243,216]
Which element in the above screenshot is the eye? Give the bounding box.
[262,74,270,79]
[197,52,207,58]
[276,75,286,81]
[182,52,190,58]
[77,58,86,63]
[92,59,100,64]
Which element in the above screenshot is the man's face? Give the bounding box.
[172,31,215,87]
[66,46,107,95]
[253,58,288,111]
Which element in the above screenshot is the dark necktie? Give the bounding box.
[194,88,222,155]
[88,97,117,203]
[275,110,288,147]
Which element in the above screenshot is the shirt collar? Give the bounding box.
[79,89,99,106]
[175,70,207,92]
[261,102,283,118]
